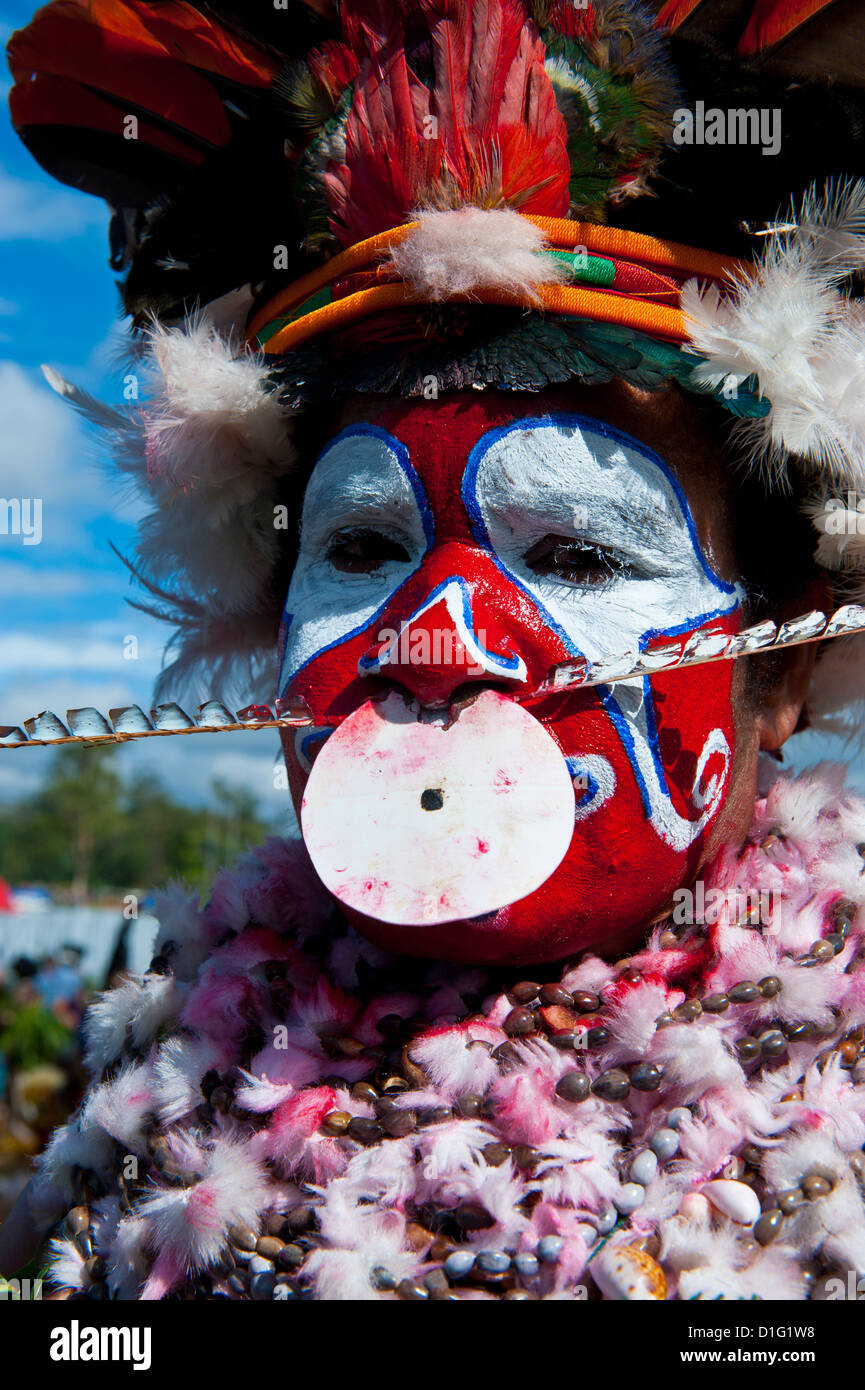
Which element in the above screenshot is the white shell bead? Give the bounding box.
[702,1178,761,1225]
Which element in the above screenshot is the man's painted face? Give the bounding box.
[278,393,743,964]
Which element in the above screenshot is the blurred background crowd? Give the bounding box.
[0,742,281,1227]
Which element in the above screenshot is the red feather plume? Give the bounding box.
[326,0,571,244]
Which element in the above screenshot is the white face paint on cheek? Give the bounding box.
[463,416,742,662]
[278,425,433,693]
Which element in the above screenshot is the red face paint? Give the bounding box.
[279,393,741,964]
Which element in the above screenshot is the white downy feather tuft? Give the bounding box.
[41,316,297,699]
[138,1135,270,1271]
[388,208,568,303]
[682,180,865,486]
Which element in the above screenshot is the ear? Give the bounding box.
[755,575,832,752]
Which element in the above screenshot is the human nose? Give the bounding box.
[357,575,528,706]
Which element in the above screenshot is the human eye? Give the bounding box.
[325,526,411,574]
[524,534,632,587]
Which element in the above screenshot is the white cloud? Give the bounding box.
[0,673,145,727]
[0,560,117,598]
[0,164,106,242]
[0,359,95,507]
[0,630,140,674]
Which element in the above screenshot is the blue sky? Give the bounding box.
[0,0,862,816]
[0,2,288,814]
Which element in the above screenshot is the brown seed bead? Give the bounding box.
[513,1144,538,1169]
[381,1109,417,1138]
[851,1154,865,1177]
[424,1268,450,1297]
[701,993,730,1014]
[276,1244,305,1270]
[320,1110,351,1136]
[659,930,679,950]
[592,1068,630,1101]
[759,976,782,998]
[802,1174,834,1199]
[228,1223,257,1252]
[550,1032,577,1051]
[417,1105,453,1126]
[555,1071,591,1103]
[826,932,846,954]
[742,1144,763,1169]
[655,1011,674,1029]
[401,1046,428,1087]
[455,1203,494,1231]
[347,1116,383,1144]
[256,1236,285,1261]
[336,1036,365,1058]
[491,1041,521,1065]
[837,1039,860,1068]
[539,1005,578,1035]
[736,1036,761,1061]
[780,1088,803,1103]
[813,1014,839,1038]
[455,1093,482,1117]
[754,1209,783,1245]
[405,1222,435,1254]
[831,899,857,933]
[67,1206,90,1236]
[783,1021,811,1042]
[586,1026,611,1047]
[572,990,601,1013]
[777,1187,806,1214]
[758,1030,787,1057]
[396,1279,429,1300]
[728,981,760,1004]
[630,1062,662,1092]
[673,1000,702,1023]
[351,1081,379,1104]
[504,1289,538,1300]
[381,1075,410,1093]
[509,981,541,1004]
[287,1206,316,1235]
[810,939,835,962]
[539,983,574,1008]
[483,1142,511,1166]
[504,1006,537,1036]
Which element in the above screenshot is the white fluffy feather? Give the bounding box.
[683,179,865,484]
[388,208,567,303]
[138,1136,270,1271]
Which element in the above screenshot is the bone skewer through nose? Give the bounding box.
[1,604,864,749]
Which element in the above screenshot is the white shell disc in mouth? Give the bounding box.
[300,690,575,926]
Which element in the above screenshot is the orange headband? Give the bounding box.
[246,215,749,357]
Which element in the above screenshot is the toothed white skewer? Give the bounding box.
[1,604,864,749]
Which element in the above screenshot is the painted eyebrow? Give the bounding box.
[305,422,435,549]
[461,412,736,596]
